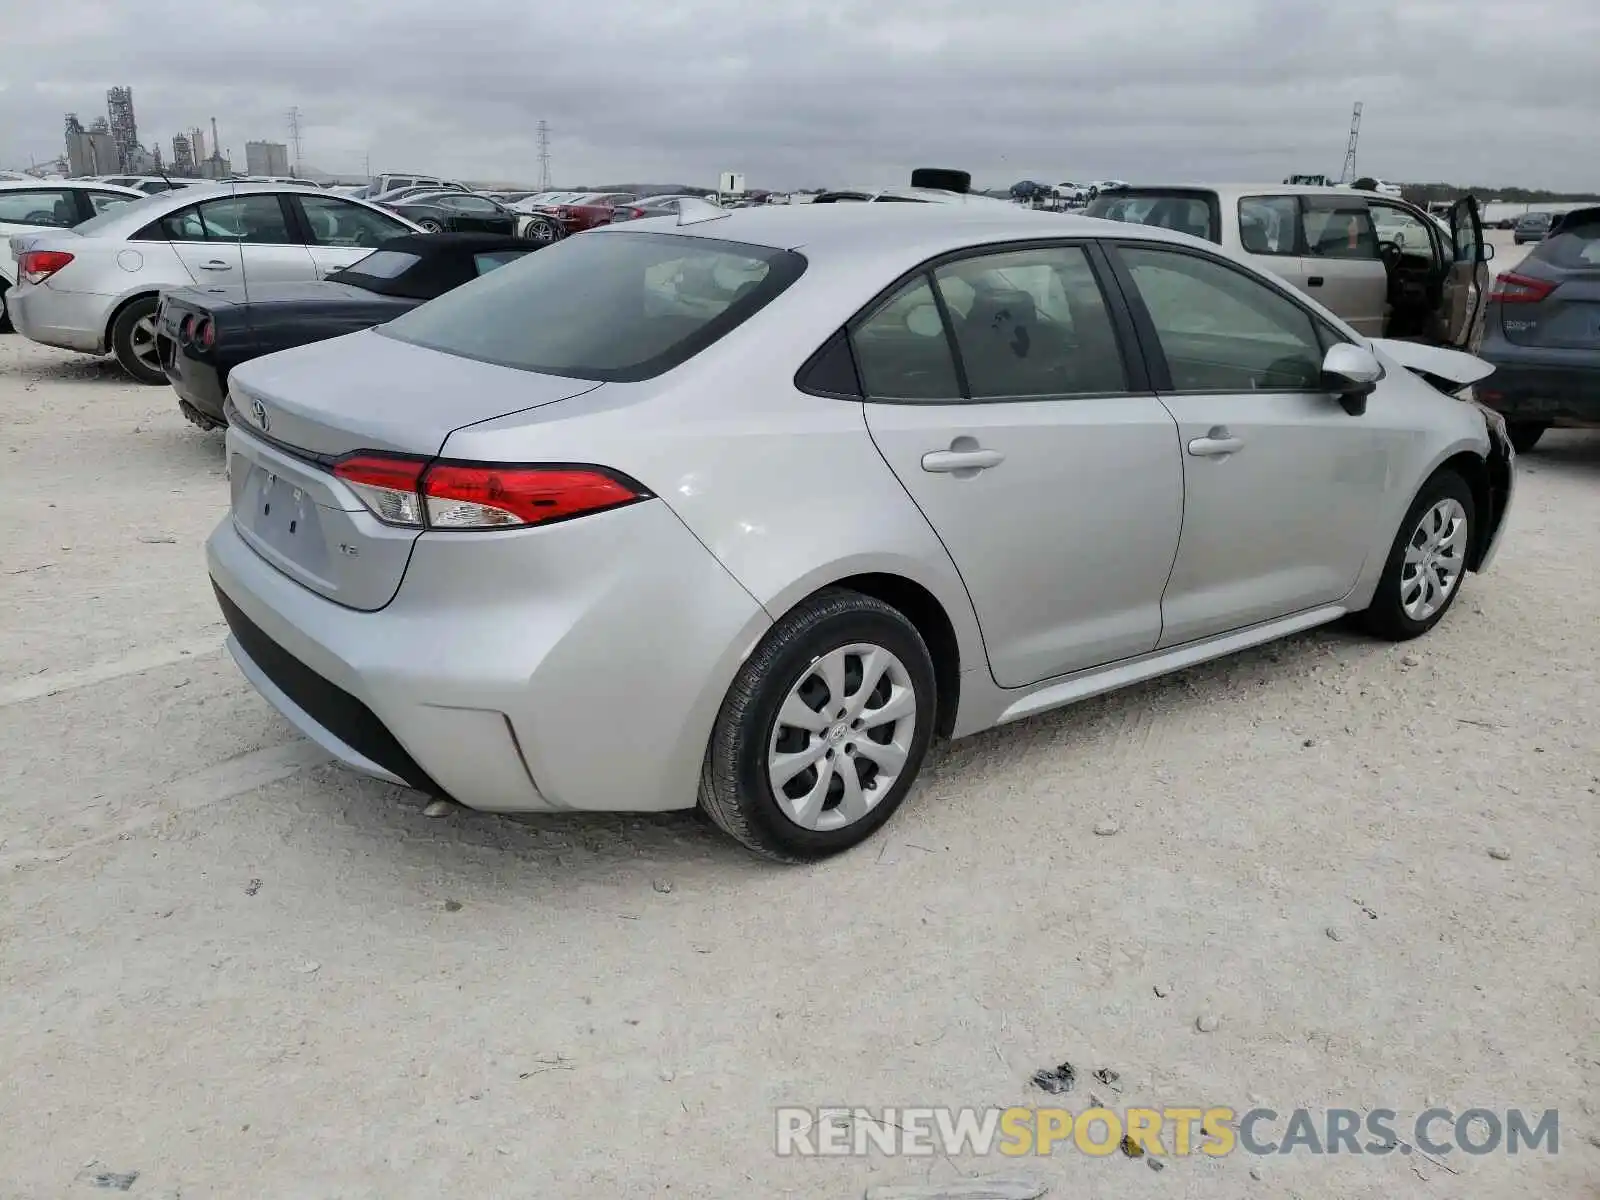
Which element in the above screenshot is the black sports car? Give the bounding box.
[158,233,533,429]
[384,190,521,235]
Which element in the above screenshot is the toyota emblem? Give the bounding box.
[250,398,269,432]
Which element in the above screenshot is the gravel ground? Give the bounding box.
[3,240,1598,1198]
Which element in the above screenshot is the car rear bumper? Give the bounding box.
[1475,352,1600,426]
[161,340,228,424]
[6,284,109,354]
[206,499,770,814]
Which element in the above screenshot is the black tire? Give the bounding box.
[0,279,12,334]
[1507,422,1547,454]
[110,296,166,385]
[699,589,938,863]
[1357,470,1476,642]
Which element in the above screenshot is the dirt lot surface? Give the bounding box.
[3,241,1598,1198]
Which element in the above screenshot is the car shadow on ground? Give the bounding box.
[0,349,128,384]
[1521,429,1600,476]
[289,620,1373,882]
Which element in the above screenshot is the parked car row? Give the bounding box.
[0,178,145,331]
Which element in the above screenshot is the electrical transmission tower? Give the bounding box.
[1339,102,1362,184]
[537,120,552,189]
[287,106,304,176]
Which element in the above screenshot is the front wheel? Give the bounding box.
[699,590,938,862]
[110,296,166,385]
[1506,422,1547,454]
[0,279,12,334]
[416,218,444,234]
[1357,470,1475,641]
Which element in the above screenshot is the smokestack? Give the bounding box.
[210,117,220,159]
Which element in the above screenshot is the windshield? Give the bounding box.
[382,230,806,382]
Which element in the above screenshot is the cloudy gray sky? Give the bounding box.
[3,0,1597,190]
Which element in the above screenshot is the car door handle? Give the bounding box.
[198,260,233,271]
[1307,275,1325,287]
[1187,434,1244,457]
[921,448,1006,473]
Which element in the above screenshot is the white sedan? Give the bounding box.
[0,180,143,331]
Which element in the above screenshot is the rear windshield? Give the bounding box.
[72,190,167,234]
[1084,190,1221,243]
[1531,220,1600,268]
[1518,213,1552,226]
[381,230,806,381]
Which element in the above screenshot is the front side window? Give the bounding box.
[932,245,1126,397]
[1118,245,1325,392]
[1238,196,1300,255]
[1369,202,1438,260]
[0,189,75,227]
[383,230,805,381]
[850,276,961,400]
[298,195,410,248]
[1302,199,1378,261]
[156,195,294,243]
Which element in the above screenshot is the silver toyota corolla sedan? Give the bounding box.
[207,202,1516,861]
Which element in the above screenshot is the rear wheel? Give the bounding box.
[0,279,12,333]
[1358,470,1475,641]
[699,590,937,862]
[1506,422,1547,454]
[416,218,444,234]
[523,216,559,243]
[110,296,166,385]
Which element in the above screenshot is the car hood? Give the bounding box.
[227,326,603,458]
[1368,338,1496,388]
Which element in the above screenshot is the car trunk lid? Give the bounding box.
[224,330,602,610]
[1497,273,1600,348]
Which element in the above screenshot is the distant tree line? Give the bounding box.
[1400,182,1600,205]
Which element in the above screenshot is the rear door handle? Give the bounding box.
[921,448,1006,473]
[1307,275,1325,287]
[1187,434,1244,457]
[199,260,233,271]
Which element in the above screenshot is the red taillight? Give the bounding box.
[195,317,216,349]
[18,250,74,285]
[628,208,646,219]
[179,314,195,344]
[332,454,648,530]
[556,206,575,218]
[1491,272,1557,304]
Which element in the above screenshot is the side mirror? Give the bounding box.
[1322,343,1383,416]
[1482,243,1496,261]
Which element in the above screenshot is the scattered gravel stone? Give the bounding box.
[1488,847,1512,861]
[1153,982,1173,998]
[652,880,674,894]
[1196,1012,1220,1033]
[1030,1061,1077,1094]
[1093,819,1121,837]
[1400,654,1421,668]
[421,799,455,818]
[1326,926,1345,942]
[442,899,463,913]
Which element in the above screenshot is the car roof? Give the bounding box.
[0,179,141,195]
[67,181,410,237]
[592,200,1199,264]
[1104,183,1418,202]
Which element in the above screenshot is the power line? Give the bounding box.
[1339,101,1362,185]
[537,120,552,190]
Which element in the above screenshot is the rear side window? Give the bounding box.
[382,231,805,382]
[1532,219,1600,268]
[932,245,1127,397]
[1085,190,1220,243]
[1238,196,1300,255]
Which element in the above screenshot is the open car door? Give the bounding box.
[1444,194,1491,349]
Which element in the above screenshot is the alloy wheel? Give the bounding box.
[130,314,160,371]
[767,643,917,832]
[1400,497,1468,621]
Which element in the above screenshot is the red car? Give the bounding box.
[548,191,638,233]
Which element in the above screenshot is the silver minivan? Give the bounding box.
[1087,185,1493,350]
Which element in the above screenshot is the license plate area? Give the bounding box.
[239,464,333,578]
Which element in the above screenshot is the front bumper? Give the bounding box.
[5,284,111,354]
[206,499,769,814]
[1473,402,1516,573]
